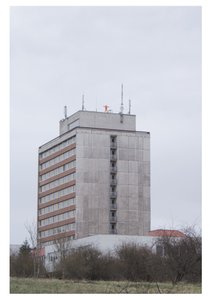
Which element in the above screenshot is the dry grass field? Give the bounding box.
[10,277,201,294]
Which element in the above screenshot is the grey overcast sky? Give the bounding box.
[10,6,201,244]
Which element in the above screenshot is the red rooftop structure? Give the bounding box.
[148,229,185,237]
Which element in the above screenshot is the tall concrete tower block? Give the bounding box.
[37,110,150,247]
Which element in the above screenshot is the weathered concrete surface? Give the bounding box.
[75,127,150,238]
[38,110,150,244]
[59,110,136,134]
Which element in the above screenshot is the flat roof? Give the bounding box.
[39,126,150,150]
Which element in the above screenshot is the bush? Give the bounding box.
[54,234,201,283]
[55,246,124,281]
[10,240,47,278]
[116,243,154,281]
[156,228,202,284]
[55,246,102,280]
[10,240,34,277]
[12,229,201,283]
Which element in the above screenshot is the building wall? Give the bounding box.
[37,110,150,246]
[38,132,77,247]
[59,110,136,135]
[75,127,150,238]
[75,128,111,238]
[117,132,150,235]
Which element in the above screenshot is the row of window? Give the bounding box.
[40,136,76,159]
[39,186,76,204]
[40,148,76,170]
[39,210,76,227]
[39,223,76,238]
[38,198,76,216]
[41,235,75,247]
[40,160,76,182]
[40,173,76,193]
[48,252,58,262]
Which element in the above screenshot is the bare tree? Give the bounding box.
[53,236,73,278]
[156,226,201,284]
[25,220,45,277]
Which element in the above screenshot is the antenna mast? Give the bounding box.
[82,94,85,111]
[128,99,131,114]
[64,105,67,119]
[120,84,124,123]
[120,83,124,114]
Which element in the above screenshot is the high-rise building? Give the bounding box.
[37,110,150,248]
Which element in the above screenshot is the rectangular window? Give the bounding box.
[40,148,76,170]
[39,136,76,159]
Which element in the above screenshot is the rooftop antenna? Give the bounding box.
[128,99,131,114]
[120,83,124,114]
[82,94,85,111]
[120,84,124,123]
[64,105,67,119]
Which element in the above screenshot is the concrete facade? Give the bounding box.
[75,128,150,238]
[59,110,136,135]
[37,110,150,247]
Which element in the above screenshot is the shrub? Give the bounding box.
[116,243,153,281]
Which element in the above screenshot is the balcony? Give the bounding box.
[110,216,117,223]
[110,179,117,186]
[110,142,117,149]
[110,154,117,161]
[110,191,117,198]
[110,203,117,210]
[110,166,117,173]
